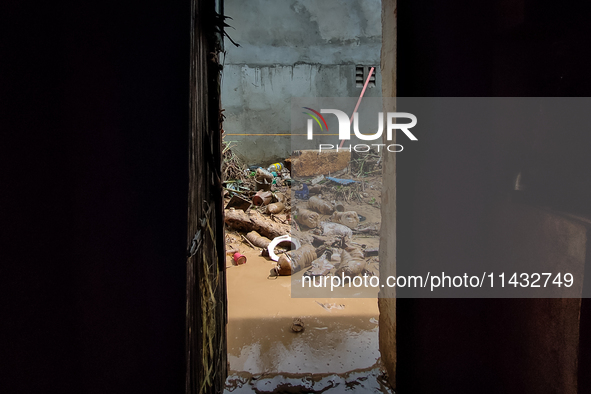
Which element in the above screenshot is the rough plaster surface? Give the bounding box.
[224,0,382,66]
[378,0,396,389]
[221,0,383,164]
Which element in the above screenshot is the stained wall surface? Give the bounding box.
[221,0,383,164]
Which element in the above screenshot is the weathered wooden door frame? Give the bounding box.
[186,0,227,392]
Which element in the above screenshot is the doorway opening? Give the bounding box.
[217,1,393,392]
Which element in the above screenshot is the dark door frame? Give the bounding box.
[186,0,227,392]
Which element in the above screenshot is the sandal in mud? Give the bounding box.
[291,318,305,333]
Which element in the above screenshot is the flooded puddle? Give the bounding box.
[227,250,381,373]
[226,249,390,392]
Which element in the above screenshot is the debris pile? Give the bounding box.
[223,153,294,267]
[222,148,381,284]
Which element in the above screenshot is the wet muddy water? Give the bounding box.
[225,178,389,392]
[225,366,393,393]
[225,247,389,392]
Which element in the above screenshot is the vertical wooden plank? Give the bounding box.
[379,0,397,390]
[186,0,227,392]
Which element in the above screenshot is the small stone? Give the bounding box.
[291,318,305,333]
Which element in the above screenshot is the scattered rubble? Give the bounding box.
[294,207,320,229]
[245,231,271,249]
[267,234,299,262]
[307,196,335,214]
[225,209,290,239]
[290,149,350,177]
[334,247,367,277]
[315,301,346,312]
[319,222,352,241]
[277,244,317,275]
[267,201,285,214]
[233,252,247,265]
[305,252,335,276]
[225,194,251,211]
[252,190,273,206]
[222,147,382,283]
[331,211,360,229]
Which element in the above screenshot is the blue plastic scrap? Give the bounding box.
[294,183,309,200]
[326,177,358,185]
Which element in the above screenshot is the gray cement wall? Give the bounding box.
[221,0,382,165]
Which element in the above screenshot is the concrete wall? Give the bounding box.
[221,0,382,164]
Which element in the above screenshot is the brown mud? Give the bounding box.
[223,148,387,392]
[226,249,380,375]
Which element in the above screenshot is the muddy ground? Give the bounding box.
[222,149,389,392]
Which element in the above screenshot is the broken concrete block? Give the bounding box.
[290,150,350,177]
